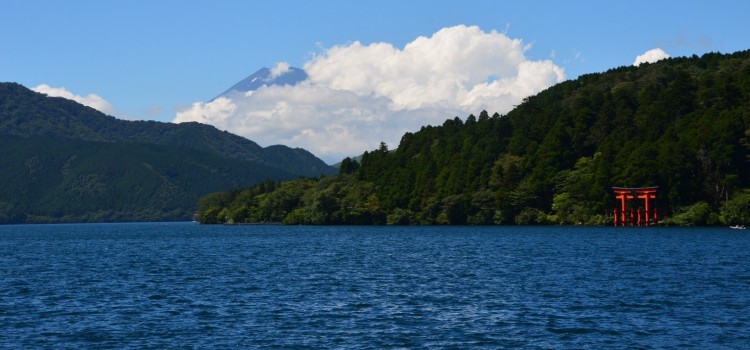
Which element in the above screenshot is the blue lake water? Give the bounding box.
[1,223,749,349]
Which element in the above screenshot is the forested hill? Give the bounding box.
[0,83,336,223]
[0,83,336,178]
[200,50,750,226]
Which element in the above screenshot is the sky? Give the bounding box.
[3,0,749,163]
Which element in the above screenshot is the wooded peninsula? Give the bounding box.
[197,50,750,226]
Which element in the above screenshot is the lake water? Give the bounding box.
[1,223,749,349]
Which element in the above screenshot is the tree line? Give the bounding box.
[197,50,750,226]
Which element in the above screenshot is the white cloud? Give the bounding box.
[174,25,566,163]
[32,84,121,117]
[175,84,451,160]
[633,48,670,66]
[269,61,291,79]
[304,25,565,112]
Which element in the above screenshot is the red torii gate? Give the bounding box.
[613,186,658,226]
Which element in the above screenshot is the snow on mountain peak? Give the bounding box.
[211,65,308,101]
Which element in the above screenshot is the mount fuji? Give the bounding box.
[211,66,307,101]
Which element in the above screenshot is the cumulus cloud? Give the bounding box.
[175,84,455,159]
[269,61,291,79]
[633,48,670,66]
[304,25,564,112]
[174,25,566,163]
[32,84,121,117]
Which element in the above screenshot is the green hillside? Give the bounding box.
[197,50,750,226]
[0,82,336,178]
[0,83,336,223]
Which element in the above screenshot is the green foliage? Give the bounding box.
[386,208,414,225]
[513,207,549,225]
[663,202,720,226]
[0,83,336,223]
[339,157,360,175]
[0,135,300,223]
[0,83,336,178]
[552,153,609,225]
[198,50,750,226]
[720,189,750,225]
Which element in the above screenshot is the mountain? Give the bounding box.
[0,83,335,177]
[0,83,335,223]
[196,50,750,226]
[212,66,307,101]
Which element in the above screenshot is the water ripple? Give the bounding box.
[1,223,749,348]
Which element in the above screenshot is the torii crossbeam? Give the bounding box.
[613,186,658,226]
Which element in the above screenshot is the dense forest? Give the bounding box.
[0,83,336,178]
[0,83,336,223]
[198,50,750,226]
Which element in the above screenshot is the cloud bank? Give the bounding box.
[174,25,566,162]
[32,84,120,117]
[633,48,670,66]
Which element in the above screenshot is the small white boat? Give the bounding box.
[730,225,746,230]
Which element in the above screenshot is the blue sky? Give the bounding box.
[2,0,749,161]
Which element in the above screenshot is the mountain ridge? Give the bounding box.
[0,82,335,177]
[0,82,335,223]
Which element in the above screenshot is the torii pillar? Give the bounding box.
[613,189,633,226]
[636,188,657,226]
[613,186,658,227]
